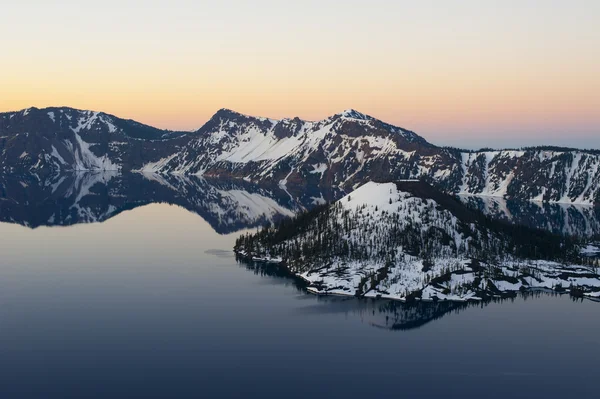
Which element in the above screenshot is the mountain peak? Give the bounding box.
[209,108,374,125]
[213,108,244,118]
[211,108,276,124]
[338,109,370,120]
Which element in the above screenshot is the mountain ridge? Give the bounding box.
[2,106,599,204]
[3,105,597,153]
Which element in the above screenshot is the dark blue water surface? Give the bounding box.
[0,203,598,398]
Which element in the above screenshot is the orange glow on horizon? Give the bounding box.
[1,1,598,147]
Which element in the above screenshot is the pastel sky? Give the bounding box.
[2,0,599,149]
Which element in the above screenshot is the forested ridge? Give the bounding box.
[235,181,599,301]
[236,182,582,268]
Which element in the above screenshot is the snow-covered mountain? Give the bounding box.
[2,106,599,204]
[235,181,600,301]
[139,108,600,204]
[137,108,458,192]
[451,149,600,205]
[459,195,600,238]
[0,107,190,177]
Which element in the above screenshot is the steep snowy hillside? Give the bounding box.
[0,107,190,176]
[235,181,600,301]
[459,195,600,238]
[2,106,599,204]
[137,108,442,185]
[450,149,600,205]
[140,108,600,204]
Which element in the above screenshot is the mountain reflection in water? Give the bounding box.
[0,172,338,234]
[1,172,598,333]
[1,172,599,239]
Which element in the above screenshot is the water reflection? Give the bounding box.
[1,184,599,397]
[0,172,338,234]
[2,173,598,269]
[2,172,598,239]
[1,172,598,333]
[238,258,591,331]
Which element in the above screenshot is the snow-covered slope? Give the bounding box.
[459,195,600,238]
[3,106,599,204]
[0,107,190,176]
[137,108,435,183]
[451,149,600,205]
[235,181,600,301]
[139,109,600,204]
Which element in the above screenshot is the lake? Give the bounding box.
[0,174,599,398]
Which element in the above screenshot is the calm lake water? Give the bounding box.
[0,175,599,398]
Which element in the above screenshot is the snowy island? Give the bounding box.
[235,181,600,302]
